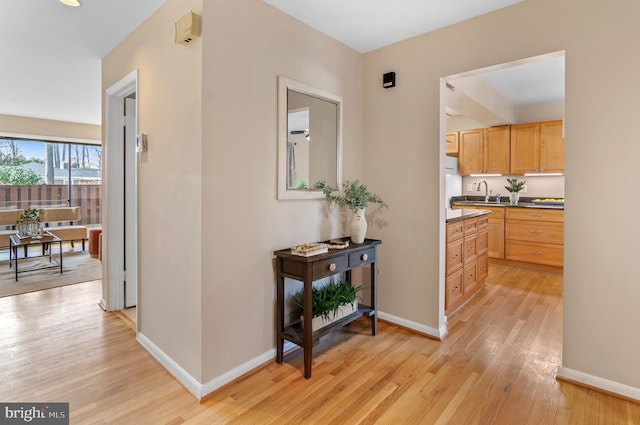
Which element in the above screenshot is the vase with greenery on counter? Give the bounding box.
[505,178,526,206]
[318,179,388,243]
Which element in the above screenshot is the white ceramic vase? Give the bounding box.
[509,192,520,206]
[350,208,367,244]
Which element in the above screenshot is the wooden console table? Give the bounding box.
[274,238,381,378]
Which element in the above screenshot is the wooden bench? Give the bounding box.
[0,207,88,250]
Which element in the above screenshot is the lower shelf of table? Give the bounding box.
[281,304,375,346]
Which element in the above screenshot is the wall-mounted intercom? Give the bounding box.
[175,11,201,46]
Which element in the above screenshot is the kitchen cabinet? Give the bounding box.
[452,205,504,259]
[510,120,564,174]
[459,126,510,175]
[445,212,489,315]
[446,131,459,156]
[505,208,564,267]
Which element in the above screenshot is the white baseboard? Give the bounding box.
[378,311,447,340]
[137,333,203,399]
[557,366,640,402]
[137,332,298,400]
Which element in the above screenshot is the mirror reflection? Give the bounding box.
[278,76,342,200]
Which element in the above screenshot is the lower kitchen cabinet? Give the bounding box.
[505,208,564,267]
[445,212,489,316]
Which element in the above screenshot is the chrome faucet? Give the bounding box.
[477,180,489,202]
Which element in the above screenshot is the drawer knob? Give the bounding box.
[452,286,459,292]
[467,274,474,279]
[361,253,368,261]
[329,263,337,271]
[451,254,459,259]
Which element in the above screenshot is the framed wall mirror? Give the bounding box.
[277,76,343,200]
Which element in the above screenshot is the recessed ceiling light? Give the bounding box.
[59,0,81,7]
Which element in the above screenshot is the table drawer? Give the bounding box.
[312,256,348,279]
[349,248,376,268]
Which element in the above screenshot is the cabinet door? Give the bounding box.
[459,129,484,175]
[540,120,564,173]
[484,126,510,174]
[487,218,505,259]
[446,131,459,156]
[510,122,540,174]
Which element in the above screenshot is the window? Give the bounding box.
[0,138,102,226]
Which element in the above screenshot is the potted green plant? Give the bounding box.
[319,180,388,244]
[291,281,364,330]
[16,208,42,237]
[504,178,526,205]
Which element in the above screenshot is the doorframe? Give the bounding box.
[102,70,139,315]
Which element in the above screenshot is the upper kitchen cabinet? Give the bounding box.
[540,120,565,173]
[459,126,510,175]
[446,131,459,156]
[511,120,564,174]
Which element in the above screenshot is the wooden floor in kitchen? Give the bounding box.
[1,265,639,424]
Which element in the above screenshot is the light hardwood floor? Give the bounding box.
[1,266,639,424]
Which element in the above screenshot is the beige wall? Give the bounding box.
[200,0,363,382]
[364,0,640,390]
[0,114,100,143]
[102,0,203,380]
[101,0,640,396]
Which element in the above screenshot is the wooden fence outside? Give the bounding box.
[0,184,102,226]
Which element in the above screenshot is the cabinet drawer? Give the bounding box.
[477,254,488,283]
[464,218,478,235]
[506,220,564,244]
[312,256,348,280]
[505,241,564,267]
[445,270,464,313]
[506,208,564,223]
[463,263,478,295]
[348,248,376,268]
[447,222,464,242]
[478,215,490,229]
[477,229,488,256]
[463,234,477,265]
[446,238,464,275]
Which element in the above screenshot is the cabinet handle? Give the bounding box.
[451,254,459,259]
[329,263,337,271]
[452,286,459,292]
[467,274,474,279]
[361,253,368,261]
[468,246,474,251]
[529,213,543,217]
[529,251,543,256]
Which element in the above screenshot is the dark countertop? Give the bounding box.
[450,196,564,210]
[446,208,491,224]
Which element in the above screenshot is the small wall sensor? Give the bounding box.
[136,133,148,152]
[383,72,396,89]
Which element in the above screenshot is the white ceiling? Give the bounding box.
[0,0,167,125]
[0,0,563,127]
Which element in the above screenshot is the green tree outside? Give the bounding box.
[0,166,43,185]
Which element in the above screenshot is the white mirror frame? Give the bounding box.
[277,75,343,200]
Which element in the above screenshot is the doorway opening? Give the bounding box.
[103,70,139,327]
[440,51,565,323]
